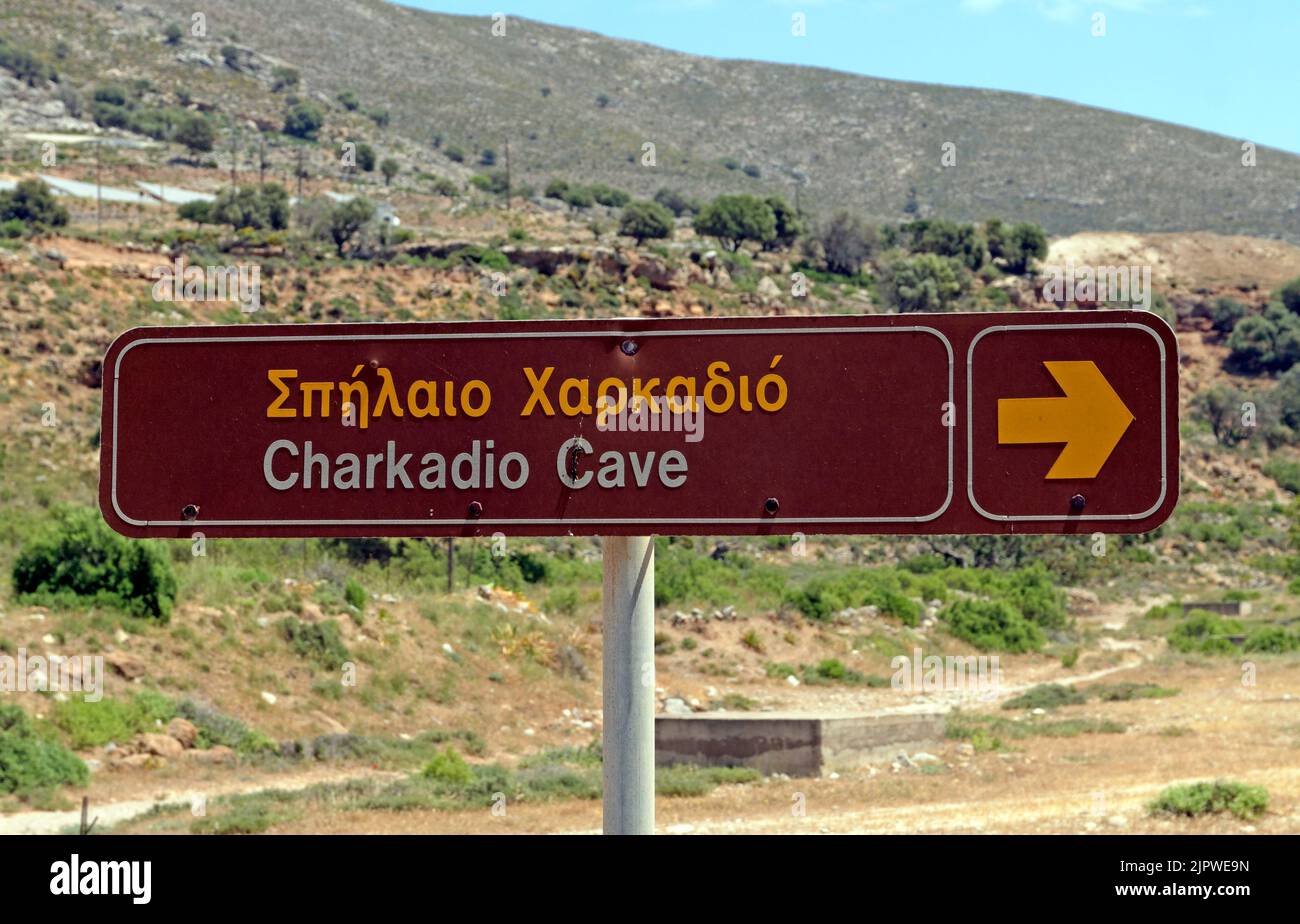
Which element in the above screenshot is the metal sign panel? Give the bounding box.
[99,311,1177,537]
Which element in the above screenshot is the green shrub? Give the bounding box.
[652,540,784,609]
[892,218,987,271]
[278,617,349,670]
[998,222,1048,275]
[693,194,777,251]
[716,692,756,710]
[1144,602,1182,620]
[1279,276,1300,314]
[282,102,323,140]
[1209,296,1247,332]
[0,37,57,85]
[1001,683,1084,711]
[344,578,367,610]
[1148,780,1267,821]
[947,712,1124,742]
[653,188,698,217]
[619,200,675,243]
[1266,458,1300,494]
[1087,682,1179,701]
[816,658,846,680]
[191,802,282,834]
[421,747,473,785]
[12,506,177,620]
[942,598,1045,653]
[588,184,629,207]
[813,211,877,276]
[545,586,579,618]
[325,197,375,256]
[174,698,275,754]
[201,183,290,231]
[878,251,967,312]
[560,185,594,209]
[449,244,511,272]
[470,171,507,194]
[655,764,759,797]
[783,569,921,625]
[271,66,300,92]
[1243,625,1300,653]
[1226,313,1300,375]
[937,562,1066,629]
[0,179,69,230]
[49,691,177,748]
[173,113,215,154]
[1167,609,1243,655]
[0,705,88,794]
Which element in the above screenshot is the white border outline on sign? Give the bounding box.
[965,322,1168,522]
[110,326,956,528]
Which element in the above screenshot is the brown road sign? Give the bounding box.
[98,311,1177,538]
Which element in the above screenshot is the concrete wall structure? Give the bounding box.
[655,708,946,777]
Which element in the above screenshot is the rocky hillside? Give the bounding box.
[2,0,1300,241]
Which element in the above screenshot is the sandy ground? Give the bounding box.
[1047,230,1300,291]
[10,591,1297,836]
[84,650,1300,836]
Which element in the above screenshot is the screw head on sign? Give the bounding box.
[764,497,780,515]
[620,339,639,357]
[182,504,200,521]
[1070,494,1086,511]
[467,501,484,519]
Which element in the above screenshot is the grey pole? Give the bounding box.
[602,535,655,835]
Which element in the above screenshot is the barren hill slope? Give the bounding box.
[3,0,1300,240]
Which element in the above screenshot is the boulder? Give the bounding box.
[135,733,184,758]
[662,697,692,716]
[118,753,165,769]
[105,650,146,680]
[183,745,235,764]
[167,718,199,749]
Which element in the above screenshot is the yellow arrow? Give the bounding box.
[997,361,1134,480]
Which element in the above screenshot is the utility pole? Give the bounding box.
[229,130,238,187]
[258,136,267,185]
[445,538,454,593]
[155,146,165,218]
[295,146,305,226]
[503,138,511,211]
[94,141,102,234]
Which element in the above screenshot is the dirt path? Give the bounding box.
[0,765,403,835]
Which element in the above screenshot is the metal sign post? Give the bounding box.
[99,313,1180,837]
[601,536,655,835]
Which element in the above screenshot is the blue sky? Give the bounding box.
[399,0,1299,154]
